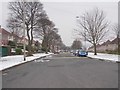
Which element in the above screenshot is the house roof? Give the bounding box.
[0,28,11,35]
[101,40,111,46]
[88,40,112,50]
[12,33,21,39]
[20,36,29,41]
[88,38,119,50]
[110,38,120,44]
[88,46,94,49]
[96,44,101,48]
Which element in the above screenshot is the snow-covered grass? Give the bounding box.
[0,53,53,71]
[88,52,120,62]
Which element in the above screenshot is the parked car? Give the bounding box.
[78,50,88,57]
[70,50,73,53]
[54,51,60,54]
[72,50,79,56]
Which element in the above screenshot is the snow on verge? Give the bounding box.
[0,53,53,71]
[88,52,120,62]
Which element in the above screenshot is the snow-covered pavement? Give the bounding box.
[0,53,53,71]
[88,52,120,62]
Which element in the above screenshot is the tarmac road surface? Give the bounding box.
[2,52,118,88]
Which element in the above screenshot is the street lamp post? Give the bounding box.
[76,16,86,51]
[23,1,26,61]
[84,15,86,51]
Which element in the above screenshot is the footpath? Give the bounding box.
[0,53,53,71]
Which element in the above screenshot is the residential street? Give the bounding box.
[2,53,118,88]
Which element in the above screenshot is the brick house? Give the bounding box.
[0,27,23,46]
[0,27,11,46]
[18,36,29,45]
[0,26,40,48]
[18,37,37,46]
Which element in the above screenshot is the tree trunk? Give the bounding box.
[27,39,33,56]
[26,26,33,56]
[117,36,120,54]
[30,12,34,49]
[27,43,33,56]
[42,36,48,53]
[94,43,97,55]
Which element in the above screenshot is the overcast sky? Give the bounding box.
[0,0,118,47]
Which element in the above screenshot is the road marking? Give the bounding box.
[34,59,50,63]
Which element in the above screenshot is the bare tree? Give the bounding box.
[38,18,55,53]
[7,15,23,37]
[71,39,82,50]
[76,8,109,55]
[8,1,47,55]
[46,28,62,53]
[32,10,62,53]
[112,24,120,38]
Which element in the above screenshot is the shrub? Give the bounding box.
[15,48,22,55]
[41,47,49,53]
[8,41,16,48]
[41,47,46,52]
[31,46,37,53]
[106,50,118,54]
[17,43,23,49]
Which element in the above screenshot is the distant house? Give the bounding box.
[0,27,23,46]
[18,37,38,46]
[18,36,29,45]
[88,46,94,52]
[88,38,119,52]
[9,32,21,43]
[97,40,111,52]
[0,26,41,48]
[0,27,28,46]
[107,38,119,51]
